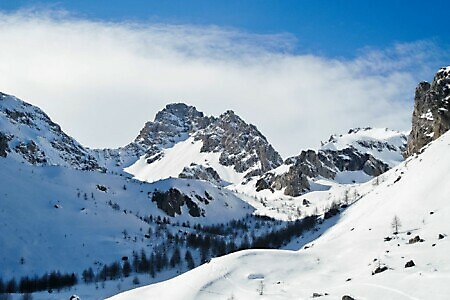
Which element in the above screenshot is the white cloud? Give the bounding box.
[0,10,444,157]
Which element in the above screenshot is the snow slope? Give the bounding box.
[0,158,252,278]
[109,130,450,300]
[321,127,407,167]
[125,137,248,185]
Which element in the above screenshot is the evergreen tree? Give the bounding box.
[82,268,95,284]
[139,250,149,273]
[0,277,4,294]
[109,262,121,280]
[122,261,132,278]
[170,248,181,268]
[184,250,195,270]
[6,278,17,293]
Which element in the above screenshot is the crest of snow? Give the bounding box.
[321,127,407,167]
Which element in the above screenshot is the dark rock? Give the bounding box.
[372,265,388,275]
[152,188,187,217]
[179,163,222,185]
[151,188,204,218]
[96,185,108,192]
[312,293,323,298]
[204,191,213,201]
[409,235,424,244]
[407,67,450,156]
[0,132,10,157]
[195,110,283,176]
[255,178,270,192]
[342,296,355,300]
[438,234,445,239]
[405,260,415,268]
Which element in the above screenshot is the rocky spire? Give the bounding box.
[406,66,450,156]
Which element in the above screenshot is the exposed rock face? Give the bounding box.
[0,92,101,170]
[179,163,222,185]
[195,110,283,177]
[256,128,404,197]
[151,188,204,217]
[405,260,415,268]
[279,149,388,197]
[407,66,450,156]
[0,132,11,157]
[134,103,213,158]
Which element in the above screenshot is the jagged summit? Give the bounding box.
[407,66,450,156]
[195,109,282,175]
[123,102,283,183]
[132,102,213,157]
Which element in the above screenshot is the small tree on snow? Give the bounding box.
[392,215,402,235]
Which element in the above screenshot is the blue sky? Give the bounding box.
[2,0,449,58]
[0,1,449,156]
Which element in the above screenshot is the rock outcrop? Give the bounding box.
[178,163,222,186]
[255,128,406,197]
[194,110,283,177]
[151,188,204,218]
[407,66,450,156]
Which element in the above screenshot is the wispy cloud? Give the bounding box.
[0,10,446,157]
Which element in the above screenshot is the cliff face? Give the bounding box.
[407,66,450,156]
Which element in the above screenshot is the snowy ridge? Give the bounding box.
[242,128,407,204]
[0,92,100,170]
[321,127,407,167]
[109,129,450,300]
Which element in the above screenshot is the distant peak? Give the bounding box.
[155,102,204,122]
[219,109,244,123]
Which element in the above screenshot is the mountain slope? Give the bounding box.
[124,105,283,185]
[109,129,450,300]
[238,127,406,201]
[0,92,101,170]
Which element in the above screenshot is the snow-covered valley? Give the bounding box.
[1,66,450,300]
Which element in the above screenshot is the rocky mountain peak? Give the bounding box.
[194,110,283,177]
[154,103,205,124]
[406,66,450,156]
[133,103,213,157]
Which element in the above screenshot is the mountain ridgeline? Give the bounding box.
[0,93,409,199]
[3,67,450,202]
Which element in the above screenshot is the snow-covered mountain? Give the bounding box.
[109,115,450,300]
[0,92,101,171]
[247,127,407,198]
[2,65,450,300]
[123,104,283,185]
